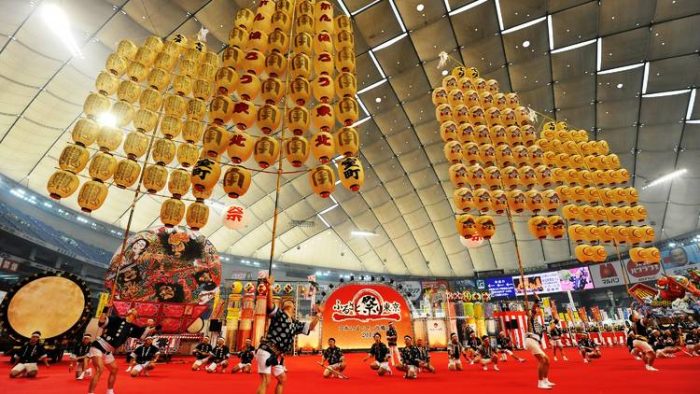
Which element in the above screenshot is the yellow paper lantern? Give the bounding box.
[238,72,261,101]
[334,30,354,51]
[484,166,501,191]
[95,70,119,96]
[518,166,537,189]
[336,72,357,98]
[336,96,359,126]
[159,198,185,228]
[455,213,477,238]
[507,189,526,213]
[58,145,89,174]
[310,131,335,163]
[214,67,239,95]
[223,166,252,198]
[89,152,117,182]
[106,54,128,76]
[546,216,565,239]
[314,51,335,76]
[525,190,543,213]
[113,159,141,189]
[568,224,586,244]
[47,170,79,200]
[285,136,310,168]
[257,104,281,135]
[473,188,492,213]
[444,141,463,164]
[152,139,176,166]
[309,164,336,198]
[83,93,111,119]
[71,118,99,147]
[335,47,356,73]
[139,87,163,112]
[176,143,199,168]
[186,201,210,231]
[231,100,256,130]
[116,39,138,60]
[502,166,520,190]
[142,164,168,193]
[96,126,123,152]
[432,88,448,106]
[261,77,285,105]
[467,164,486,189]
[338,157,365,192]
[191,158,221,192]
[475,216,496,240]
[202,124,231,158]
[227,130,255,164]
[159,115,181,139]
[449,163,468,188]
[126,61,148,82]
[541,189,560,212]
[208,95,234,125]
[478,144,496,166]
[453,188,475,212]
[311,103,335,132]
[254,136,281,168]
[335,127,360,157]
[457,123,476,144]
[167,168,190,198]
[123,131,148,160]
[528,216,548,240]
[77,180,108,213]
[491,190,507,214]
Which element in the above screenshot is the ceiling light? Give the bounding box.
[443,0,452,12]
[351,230,377,237]
[372,32,407,51]
[494,0,505,30]
[641,62,650,94]
[595,38,602,71]
[357,78,388,95]
[686,89,696,120]
[416,3,424,12]
[616,83,623,89]
[441,70,448,76]
[351,0,380,15]
[501,16,546,35]
[41,3,82,58]
[336,0,351,17]
[550,38,597,55]
[96,112,117,127]
[388,0,406,33]
[642,168,687,190]
[367,50,386,78]
[547,15,554,50]
[668,242,676,248]
[642,89,691,98]
[522,40,530,48]
[355,94,370,116]
[448,0,488,16]
[375,97,382,103]
[597,63,644,75]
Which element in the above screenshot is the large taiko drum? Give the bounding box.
[0,272,92,339]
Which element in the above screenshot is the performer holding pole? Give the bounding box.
[525,297,555,390]
[87,308,156,394]
[255,276,322,394]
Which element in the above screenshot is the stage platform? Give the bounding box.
[3,347,697,393]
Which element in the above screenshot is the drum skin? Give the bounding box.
[0,272,91,339]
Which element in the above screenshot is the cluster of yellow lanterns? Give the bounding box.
[47,33,218,227]
[436,65,657,264]
[47,1,364,231]
[206,0,364,203]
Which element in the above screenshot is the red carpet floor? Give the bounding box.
[2,347,698,394]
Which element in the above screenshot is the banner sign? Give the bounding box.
[512,272,562,295]
[399,281,422,302]
[661,243,700,276]
[590,261,625,288]
[322,284,413,350]
[485,277,516,298]
[426,318,448,348]
[558,267,594,291]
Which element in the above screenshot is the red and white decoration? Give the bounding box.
[222,204,246,229]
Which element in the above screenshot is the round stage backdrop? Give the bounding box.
[105,226,222,305]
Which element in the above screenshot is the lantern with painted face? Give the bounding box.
[311,132,335,164]
[484,166,501,191]
[528,216,549,240]
[486,107,502,126]
[629,247,644,263]
[468,106,486,125]
[511,146,530,168]
[467,164,486,189]
[432,87,448,106]
[491,190,508,214]
[518,166,537,189]
[507,189,526,213]
[448,89,465,108]
[488,124,508,145]
[525,190,543,213]
[474,188,492,213]
[457,123,476,144]
[440,121,458,142]
[632,205,647,222]
[640,225,655,243]
[309,164,335,198]
[444,141,463,164]
[598,225,614,244]
[534,165,553,187]
[474,125,491,145]
[505,126,522,146]
[456,214,477,238]
[613,225,630,245]
[496,144,515,167]
[628,226,644,246]
[499,108,516,127]
[453,188,475,213]
[541,190,560,213]
[547,216,566,239]
[574,245,594,263]
[442,75,459,92]
[502,166,520,190]
[453,105,470,124]
[449,163,468,188]
[625,187,639,206]
[478,144,496,166]
[464,90,480,107]
[475,216,496,239]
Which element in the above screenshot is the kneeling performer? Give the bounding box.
[321,338,346,378]
[232,339,255,374]
[191,337,212,371]
[364,333,391,376]
[397,335,421,379]
[127,337,160,377]
[206,337,230,373]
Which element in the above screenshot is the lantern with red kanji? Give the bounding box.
[222,205,247,230]
[310,132,335,163]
